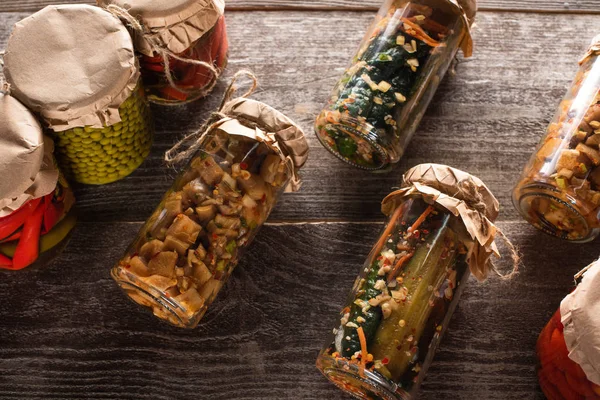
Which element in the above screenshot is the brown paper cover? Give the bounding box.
[446,0,476,57]
[381,164,500,281]
[4,5,140,132]
[98,0,224,57]
[560,259,600,385]
[209,97,308,191]
[0,94,58,217]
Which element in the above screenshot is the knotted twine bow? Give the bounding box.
[382,164,520,281]
[165,70,307,192]
[105,4,221,97]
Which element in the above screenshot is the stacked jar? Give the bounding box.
[0,92,76,270]
[3,4,153,185]
[98,0,228,104]
[513,35,600,241]
[315,0,476,171]
[316,164,514,399]
[111,92,309,328]
[537,259,600,399]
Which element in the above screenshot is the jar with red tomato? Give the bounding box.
[537,259,600,400]
[98,0,228,105]
[0,93,76,271]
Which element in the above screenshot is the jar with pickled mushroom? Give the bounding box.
[111,94,309,328]
[98,0,228,105]
[315,0,476,171]
[537,259,600,400]
[316,164,517,400]
[3,5,153,185]
[513,35,600,241]
[0,93,76,271]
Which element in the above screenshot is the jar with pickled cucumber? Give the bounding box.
[317,164,513,400]
[537,259,600,400]
[3,5,153,185]
[315,0,476,171]
[111,95,309,328]
[513,35,600,241]
[0,93,76,271]
[98,0,228,105]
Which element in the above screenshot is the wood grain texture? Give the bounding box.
[0,220,591,399]
[0,10,594,223]
[1,0,600,13]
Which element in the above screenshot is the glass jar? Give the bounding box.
[0,93,76,271]
[513,36,600,242]
[316,164,506,400]
[0,176,76,271]
[51,85,153,185]
[140,15,228,104]
[98,0,228,105]
[3,5,154,185]
[111,97,308,328]
[537,259,600,400]
[315,0,474,171]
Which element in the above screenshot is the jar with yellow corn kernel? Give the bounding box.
[3,5,153,185]
[513,35,600,241]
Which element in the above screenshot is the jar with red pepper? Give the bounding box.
[98,0,228,105]
[537,259,600,399]
[0,93,76,271]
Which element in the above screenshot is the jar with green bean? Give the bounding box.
[316,164,515,399]
[3,5,153,185]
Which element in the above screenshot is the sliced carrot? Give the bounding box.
[357,326,368,376]
[371,205,404,259]
[401,18,441,47]
[409,205,434,233]
[387,251,414,283]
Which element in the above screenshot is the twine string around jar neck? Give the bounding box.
[164,69,259,165]
[104,4,221,97]
[454,179,521,280]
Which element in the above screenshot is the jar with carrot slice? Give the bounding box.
[314,0,476,171]
[0,93,76,271]
[513,35,600,242]
[316,164,518,399]
[98,0,228,105]
[537,259,600,400]
[111,80,309,328]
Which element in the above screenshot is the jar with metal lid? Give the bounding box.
[0,93,76,271]
[98,0,228,105]
[537,259,600,399]
[3,5,154,185]
[111,87,309,328]
[316,164,516,399]
[315,0,476,171]
[513,35,600,242]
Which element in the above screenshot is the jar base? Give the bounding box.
[316,354,409,400]
[111,267,205,329]
[315,111,392,171]
[512,181,600,242]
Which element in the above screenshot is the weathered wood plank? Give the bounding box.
[1,0,600,13]
[0,220,588,399]
[0,11,596,223]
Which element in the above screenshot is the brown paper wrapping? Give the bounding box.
[3,5,140,132]
[580,34,600,65]
[98,0,225,57]
[447,0,476,57]
[381,164,500,281]
[0,94,59,218]
[209,97,309,192]
[561,259,600,385]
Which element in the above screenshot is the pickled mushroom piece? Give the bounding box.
[147,251,178,277]
[139,239,165,260]
[198,278,224,304]
[163,235,192,255]
[188,250,212,286]
[127,256,151,277]
[174,288,205,315]
[237,173,270,201]
[260,154,287,186]
[181,178,211,206]
[195,204,217,222]
[165,214,202,245]
[197,156,224,186]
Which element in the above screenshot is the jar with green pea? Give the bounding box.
[3,4,154,185]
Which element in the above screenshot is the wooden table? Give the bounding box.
[2,1,600,399]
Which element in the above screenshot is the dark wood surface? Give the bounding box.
[1,2,600,399]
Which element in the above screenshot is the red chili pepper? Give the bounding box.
[160,86,190,102]
[11,199,46,270]
[0,197,42,241]
[0,253,13,269]
[240,162,248,170]
[43,193,63,234]
[0,230,22,243]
